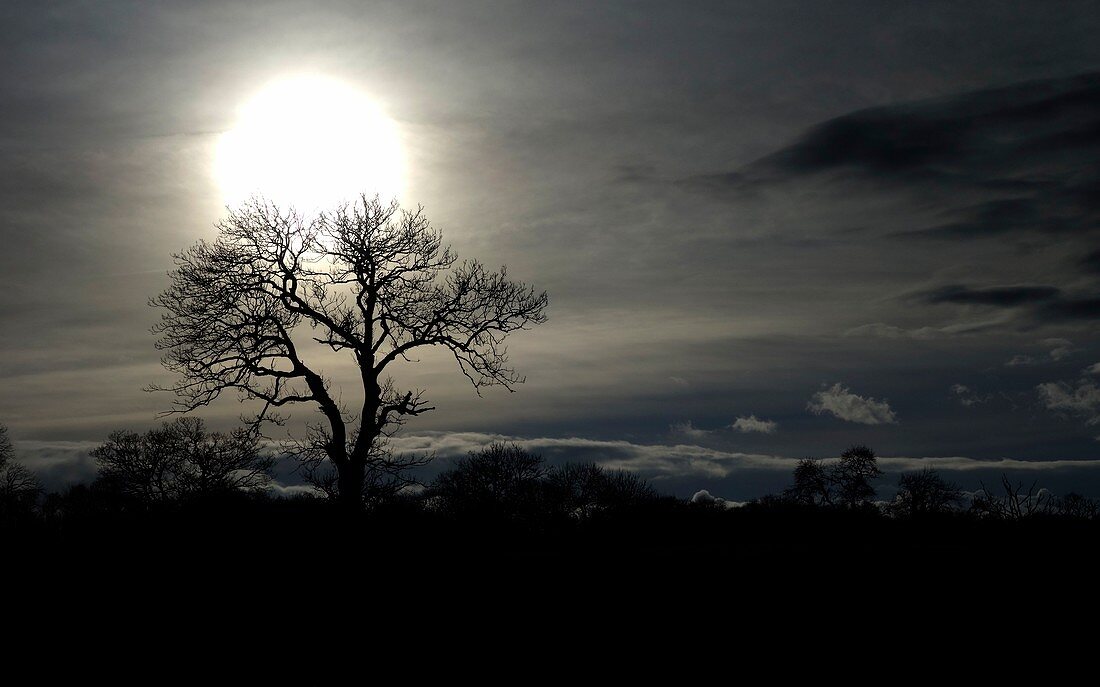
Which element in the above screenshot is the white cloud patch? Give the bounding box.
[689,489,745,508]
[265,482,320,498]
[730,414,778,434]
[669,376,690,387]
[807,383,898,425]
[1084,363,1100,376]
[1037,380,1100,426]
[670,420,712,439]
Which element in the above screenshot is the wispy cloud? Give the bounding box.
[1037,380,1100,426]
[951,384,988,407]
[669,420,712,439]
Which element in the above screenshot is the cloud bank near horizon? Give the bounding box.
[17,431,1100,500]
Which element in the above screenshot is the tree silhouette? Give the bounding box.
[970,475,1052,520]
[0,423,41,521]
[832,445,882,508]
[783,445,882,508]
[784,458,833,506]
[427,443,546,520]
[888,468,962,517]
[546,462,657,519]
[92,418,272,503]
[1054,492,1099,520]
[151,196,548,509]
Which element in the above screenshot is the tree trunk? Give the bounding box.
[337,459,365,511]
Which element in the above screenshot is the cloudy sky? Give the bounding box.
[2,1,1099,499]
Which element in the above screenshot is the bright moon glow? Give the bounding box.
[216,75,405,211]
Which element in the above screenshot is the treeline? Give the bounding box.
[3,420,1099,540]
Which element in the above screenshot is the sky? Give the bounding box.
[2,1,1099,500]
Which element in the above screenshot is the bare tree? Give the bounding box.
[0,423,42,519]
[970,474,1053,520]
[1054,492,1099,520]
[151,196,548,509]
[427,443,547,519]
[783,446,882,508]
[784,458,833,506]
[92,418,272,503]
[546,462,657,519]
[888,468,963,518]
[832,445,882,508]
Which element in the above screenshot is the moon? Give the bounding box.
[215,75,405,211]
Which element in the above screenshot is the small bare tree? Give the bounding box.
[151,196,548,509]
[888,468,963,518]
[784,458,833,506]
[427,443,547,519]
[92,418,272,502]
[970,474,1053,520]
[546,462,657,519]
[783,446,882,508]
[0,423,42,520]
[1054,492,1099,520]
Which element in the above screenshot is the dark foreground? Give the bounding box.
[7,495,1099,605]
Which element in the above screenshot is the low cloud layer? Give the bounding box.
[807,384,898,425]
[15,430,1100,499]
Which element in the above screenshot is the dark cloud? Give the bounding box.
[747,72,1100,186]
[900,198,1055,240]
[684,73,1100,262]
[1035,296,1100,323]
[910,284,1099,326]
[918,284,1063,307]
[1081,249,1100,274]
